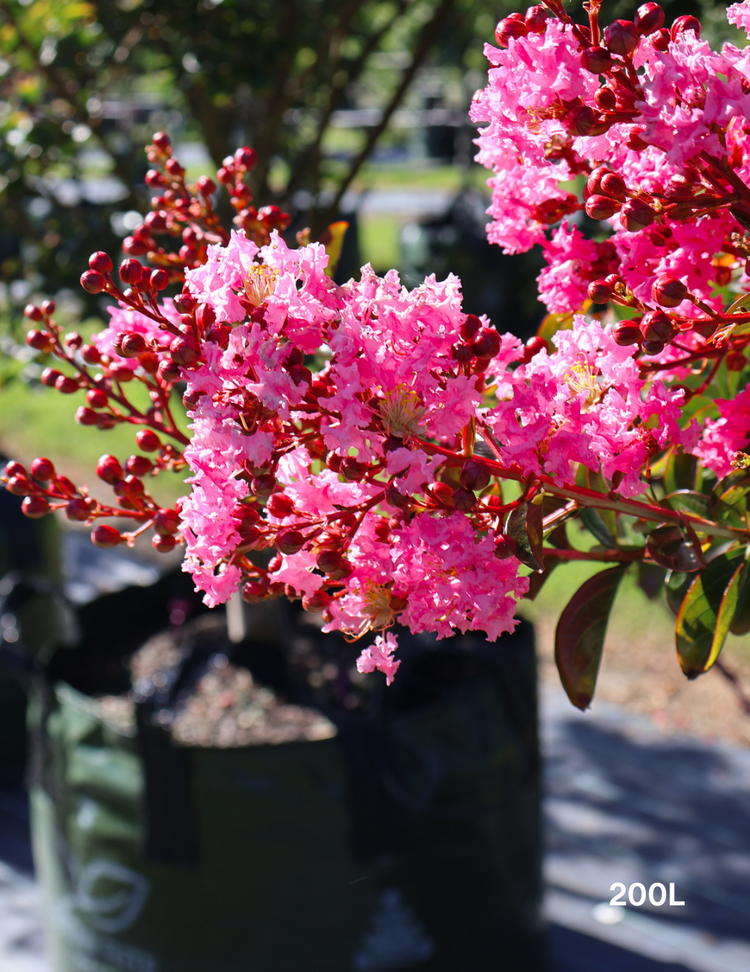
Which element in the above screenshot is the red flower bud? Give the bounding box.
[89,251,113,274]
[31,457,55,481]
[595,87,617,110]
[145,211,167,233]
[26,330,52,351]
[451,343,474,364]
[195,304,216,330]
[651,27,670,50]
[92,524,122,548]
[75,406,99,426]
[165,157,185,177]
[154,508,181,535]
[430,482,455,507]
[341,457,367,482]
[495,13,527,47]
[316,548,343,573]
[585,194,618,220]
[65,332,83,349]
[126,455,153,476]
[640,309,673,343]
[115,332,148,357]
[277,529,305,555]
[66,498,91,522]
[80,270,106,294]
[96,454,123,485]
[234,147,257,171]
[385,482,412,510]
[302,590,331,614]
[4,461,26,479]
[288,364,312,386]
[24,304,43,321]
[157,360,182,383]
[460,459,491,492]
[82,344,102,365]
[620,198,656,232]
[652,274,688,307]
[642,339,666,355]
[671,15,700,41]
[55,375,80,394]
[524,5,548,33]
[152,131,171,152]
[6,476,31,496]
[566,105,598,136]
[471,328,500,359]
[600,172,626,199]
[588,279,614,304]
[22,495,50,519]
[251,474,276,499]
[522,335,548,363]
[169,336,200,366]
[84,389,107,410]
[135,429,162,452]
[197,175,216,196]
[452,487,476,512]
[150,269,169,291]
[581,46,613,74]
[152,534,177,553]
[613,321,643,346]
[460,314,482,341]
[604,20,640,55]
[41,300,55,316]
[41,368,62,387]
[119,259,143,285]
[635,3,665,35]
[267,493,295,517]
[123,236,149,257]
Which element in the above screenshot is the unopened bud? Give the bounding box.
[640,309,673,343]
[30,457,55,481]
[581,46,613,74]
[471,328,501,359]
[66,498,91,522]
[267,493,295,517]
[80,270,106,294]
[651,27,670,50]
[119,259,143,285]
[635,3,665,35]
[460,314,482,341]
[585,194,618,220]
[495,13,527,47]
[452,487,476,512]
[22,495,50,519]
[604,19,640,55]
[588,279,613,304]
[620,198,655,232]
[460,459,491,492]
[96,454,123,485]
[92,524,121,548]
[566,105,598,137]
[652,274,688,307]
[302,590,331,614]
[671,15,700,40]
[613,320,643,346]
[600,172,626,199]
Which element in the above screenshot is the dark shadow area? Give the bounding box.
[548,923,695,972]
[0,782,33,875]
[544,714,750,944]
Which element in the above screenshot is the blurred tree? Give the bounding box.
[0,0,513,309]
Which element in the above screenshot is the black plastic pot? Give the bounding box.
[28,599,545,972]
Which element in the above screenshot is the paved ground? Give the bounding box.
[2,681,749,971]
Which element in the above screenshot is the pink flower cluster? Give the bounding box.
[472,2,750,320]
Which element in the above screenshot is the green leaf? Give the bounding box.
[730,561,750,635]
[575,464,617,540]
[664,451,698,494]
[554,566,625,710]
[666,571,692,616]
[505,502,544,572]
[711,470,750,527]
[664,490,712,520]
[679,394,720,428]
[676,549,746,679]
[646,525,703,572]
[537,310,574,344]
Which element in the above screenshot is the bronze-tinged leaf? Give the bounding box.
[711,470,750,527]
[664,450,698,494]
[730,560,750,635]
[664,489,712,520]
[646,525,702,572]
[637,562,666,600]
[666,570,692,616]
[554,566,625,710]
[580,507,617,547]
[504,502,544,572]
[675,549,746,679]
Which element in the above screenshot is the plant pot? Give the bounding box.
[29,604,545,972]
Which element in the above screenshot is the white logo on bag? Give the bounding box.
[353,888,435,971]
[72,859,151,934]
